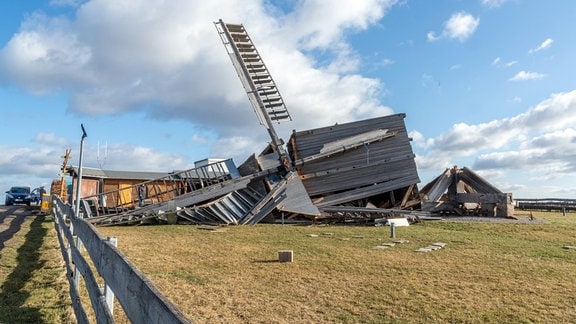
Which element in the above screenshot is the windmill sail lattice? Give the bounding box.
[215,20,292,126]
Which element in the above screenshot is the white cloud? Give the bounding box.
[380,58,395,67]
[492,57,517,68]
[480,0,510,9]
[33,132,69,146]
[0,145,64,177]
[426,31,439,42]
[284,0,394,50]
[428,12,480,42]
[529,38,553,53]
[509,71,545,81]
[50,0,82,6]
[98,144,193,172]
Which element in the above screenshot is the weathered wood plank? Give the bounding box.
[314,175,421,207]
[290,114,408,157]
[460,167,502,193]
[302,158,418,196]
[422,168,452,202]
[456,193,501,204]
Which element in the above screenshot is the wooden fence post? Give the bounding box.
[105,237,117,315]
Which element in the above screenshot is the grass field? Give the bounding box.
[96,211,576,323]
[0,207,74,323]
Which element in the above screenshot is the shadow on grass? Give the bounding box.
[0,206,27,251]
[0,210,48,323]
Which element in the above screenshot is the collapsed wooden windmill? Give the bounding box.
[419,166,514,217]
[71,20,423,226]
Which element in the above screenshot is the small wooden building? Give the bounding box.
[67,167,179,209]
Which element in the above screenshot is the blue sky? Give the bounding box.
[1,0,576,202]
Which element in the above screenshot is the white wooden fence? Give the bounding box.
[52,196,192,323]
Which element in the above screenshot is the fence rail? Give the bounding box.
[515,198,576,211]
[52,196,191,323]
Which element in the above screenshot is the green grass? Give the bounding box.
[97,211,576,323]
[0,207,74,323]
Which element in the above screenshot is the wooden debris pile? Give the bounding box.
[419,166,514,217]
[287,113,423,224]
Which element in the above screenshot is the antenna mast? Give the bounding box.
[97,141,108,169]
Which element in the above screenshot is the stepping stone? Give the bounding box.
[415,248,432,252]
[562,246,576,250]
[432,242,447,248]
[278,250,293,262]
[381,242,396,247]
[306,234,319,237]
[372,246,389,250]
[393,239,409,244]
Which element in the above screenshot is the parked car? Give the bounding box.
[5,186,33,206]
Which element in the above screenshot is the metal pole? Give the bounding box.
[73,124,87,290]
[74,124,87,217]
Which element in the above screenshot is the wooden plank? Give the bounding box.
[400,184,415,208]
[422,168,452,202]
[460,167,502,193]
[240,180,287,225]
[314,175,420,207]
[290,114,408,157]
[319,129,392,154]
[276,171,320,216]
[296,133,414,172]
[302,158,418,196]
[294,130,397,166]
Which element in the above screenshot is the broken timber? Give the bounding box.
[419,166,514,217]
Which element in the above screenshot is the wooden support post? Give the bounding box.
[105,237,117,315]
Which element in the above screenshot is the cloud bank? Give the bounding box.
[0,0,397,151]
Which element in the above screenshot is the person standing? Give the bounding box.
[38,186,46,205]
[138,185,146,207]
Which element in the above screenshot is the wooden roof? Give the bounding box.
[68,167,173,181]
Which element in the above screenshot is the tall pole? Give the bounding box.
[73,124,87,290]
[74,124,87,217]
